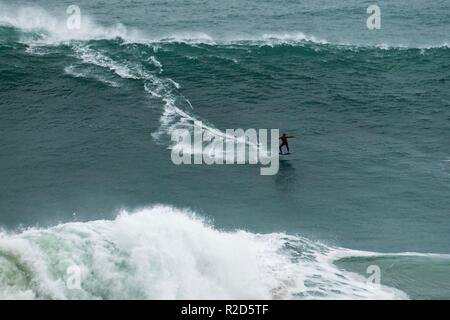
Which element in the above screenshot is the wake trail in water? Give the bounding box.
[67,40,268,162]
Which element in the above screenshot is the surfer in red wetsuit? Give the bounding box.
[279,133,295,154]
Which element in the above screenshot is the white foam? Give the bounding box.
[0,5,328,47]
[259,32,328,45]
[157,32,216,44]
[148,56,163,69]
[2,5,447,50]
[73,45,140,80]
[0,206,409,300]
[67,43,271,162]
[147,31,328,47]
[66,42,232,161]
[152,99,269,164]
[374,42,450,50]
[0,4,144,44]
[64,65,121,87]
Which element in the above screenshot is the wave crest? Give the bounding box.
[0,205,409,300]
[1,5,448,50]
[0,4,143,43]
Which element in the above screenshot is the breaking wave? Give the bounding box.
[0,205,409,300]
[1,5,447,49]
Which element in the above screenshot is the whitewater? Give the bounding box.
[0,206,410,300]
[1,1,450,300]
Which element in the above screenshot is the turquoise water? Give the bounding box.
[0,0,449,299]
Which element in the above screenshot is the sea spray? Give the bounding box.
[0,206,408,300]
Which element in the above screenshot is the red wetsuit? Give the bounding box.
[279,135,290,153]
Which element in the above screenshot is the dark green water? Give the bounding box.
[0,0,449,299]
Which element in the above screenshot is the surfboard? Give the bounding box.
[279,152,298,162]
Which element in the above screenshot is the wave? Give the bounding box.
[0,205,411,300]
[154,31,329,47]
[1,5,448,50]
[64,65,120,87]
[0,6,325,46]
[1,4,449,300]
[0,4,143,44]
[63,39,266,162]
[2,5,447,161]
[4,5,444,164]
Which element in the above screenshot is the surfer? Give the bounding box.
[279,133,294,154]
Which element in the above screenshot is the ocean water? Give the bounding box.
[0,0,449,299]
